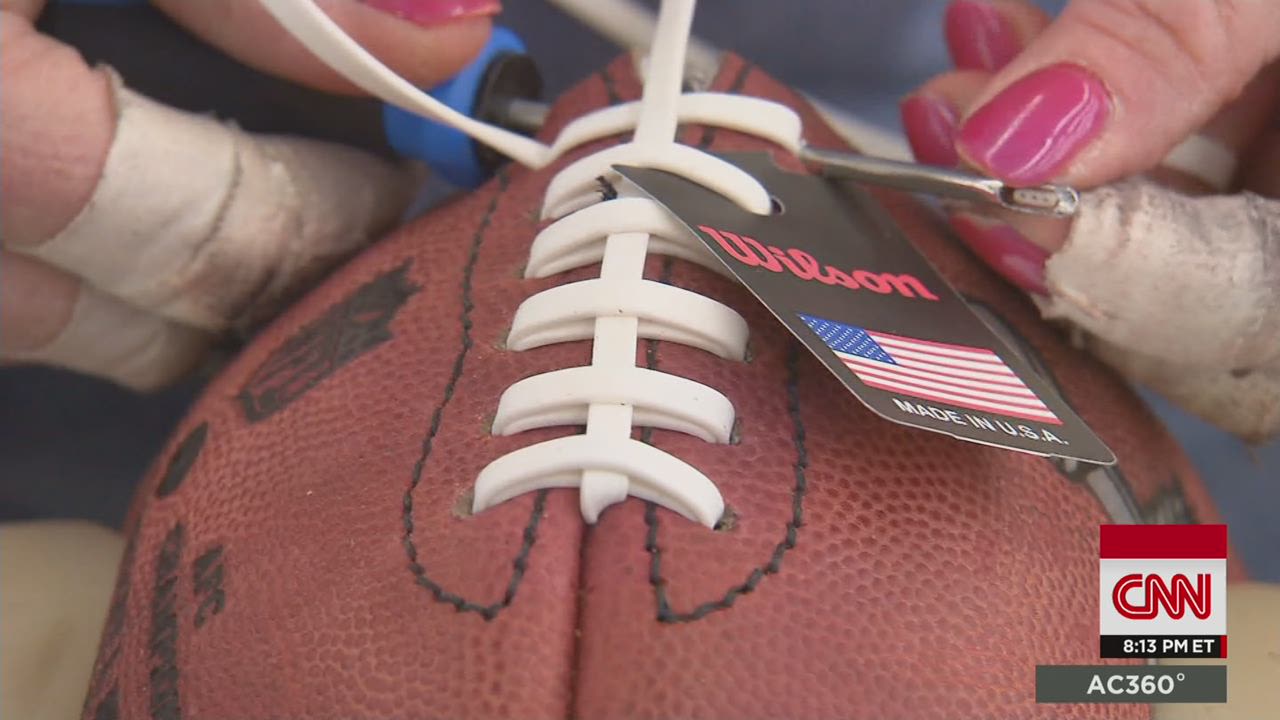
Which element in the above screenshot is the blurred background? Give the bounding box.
[2,0,1275,579]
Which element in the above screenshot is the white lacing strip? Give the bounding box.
[506,261,748,357]
[548,93,803,157]
[543,142,771,219]
[260,0,810,527]
[524,196,726,278]
[492,365,735,442]
[473,434,727,526]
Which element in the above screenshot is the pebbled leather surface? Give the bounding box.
[85,54,1241,720]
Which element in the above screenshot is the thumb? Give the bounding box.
[954,0,1280,186]
[150,0,497,96]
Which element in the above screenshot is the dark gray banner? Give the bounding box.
[1036,665,1226,703]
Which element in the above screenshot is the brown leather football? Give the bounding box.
[84,54,1243,720]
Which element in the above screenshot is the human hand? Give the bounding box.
[0,0,498,390]
[901,0,1280,442]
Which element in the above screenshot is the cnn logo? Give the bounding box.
[1111,573,1211,621]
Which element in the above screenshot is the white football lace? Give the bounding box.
[258,0,808,527]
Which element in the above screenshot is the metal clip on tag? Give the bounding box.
[798,146,1079,218]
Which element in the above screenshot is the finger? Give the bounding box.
[1,251,210,391]
[0,10,113,248]
[1086,340,1280,443]
[943,0,1049,72]
[900,66,1076,290]
[151,0,497,96]
[29,73,418,331]
[1044,181,1280,437]
[900,70,989,167]
[953,0,1280,186]
[942,61,1277,283]
[1,15,417,331]
[950,181,1280,440]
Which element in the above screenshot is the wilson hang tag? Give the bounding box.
[616,153,1115,465]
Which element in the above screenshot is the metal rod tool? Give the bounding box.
[799,146,1079,217]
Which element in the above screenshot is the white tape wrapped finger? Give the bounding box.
[1088,339,1280,443]
[3,280,210,392]
[15,69,413,332]
[1038,178,1280,441]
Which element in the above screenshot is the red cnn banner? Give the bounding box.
[1098,525,1227,659]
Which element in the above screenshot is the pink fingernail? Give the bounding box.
[945,0,1022,71]
[363,0,502,27]
[948,213,1049,295]
[957,63,1110,185]
[900,94,959,167]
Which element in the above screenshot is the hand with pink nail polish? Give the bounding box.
[900,0,1280,442]
[932,0,1280,189]
[1,0,499,390]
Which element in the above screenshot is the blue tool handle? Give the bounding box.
[382,27,528,189]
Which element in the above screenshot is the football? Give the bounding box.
[82,53,1241,719]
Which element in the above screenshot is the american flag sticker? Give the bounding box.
[798,313,1061,425]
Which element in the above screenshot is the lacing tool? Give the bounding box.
[797,147,1079,217]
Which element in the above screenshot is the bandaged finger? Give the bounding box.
[2,256,209,391]
[1085,336,1280,443]
[1038,179,1280,374]
[15,68,414,332]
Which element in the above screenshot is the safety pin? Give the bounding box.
[799,146,1079,218]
